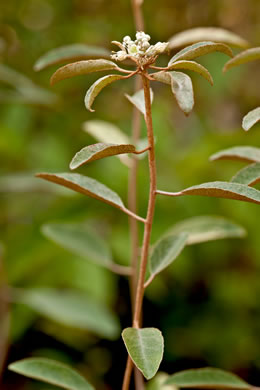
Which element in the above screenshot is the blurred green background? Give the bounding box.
[0,0,260,389]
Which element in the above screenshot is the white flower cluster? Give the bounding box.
[111,31,169,62]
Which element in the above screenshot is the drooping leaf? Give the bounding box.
[34,43,110,71]
[17,288,120,339]
[242,107,260,131]
[84,74,124,112]
[177,181,260,205]
[210,146,260,163]
[50,59,119,86]
[83,120,131,167]
[167,60,213,85]
[169,216,246,245]
[168,27,249,50]
[165,367,251,390]
[9,358,94,390]
[148,233,188,280]
[70,143,136,170]
[125,88,154,115]
[152,71,194,115]
[36,172,125,209]
[168,42,233,66]
[41,222,113,267]
[223,47,260,72]
[231,163,260,186]
[122,328,164,380]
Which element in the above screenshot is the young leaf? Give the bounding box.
[165,367,251,390]
[210,146,260,163]
[242,107,260,131]
[170,71,194,115]
[36,172,124,209]
[17,288,120,339]
[178,181,260,205]
[125,88,154,115]
[122,328,164,380]
[70,143,136,170]
[167,60,213,85]
[169,216,246,245]
[42,222,112,267]
[83,120,131,167]
[152,71,194,115]
[231,163,260,186]
[9,358,94,390]
[223,47,260,72]
[50,59,119,86]
[168,27,249,50]
[168,42,233,66]
[148,233,188,279]
[85,74,124,112]
[34,43,110,71]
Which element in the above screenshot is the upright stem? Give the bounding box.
[131,0,144,31]
[122,74,157,390]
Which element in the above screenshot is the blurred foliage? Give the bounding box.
[0,1,260,389]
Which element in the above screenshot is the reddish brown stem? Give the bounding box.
[131,0,144,31]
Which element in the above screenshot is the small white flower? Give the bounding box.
[153,42,169,54]
[111,50,128,61]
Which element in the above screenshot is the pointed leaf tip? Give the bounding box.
[122,328,164,380]
[223,47,260,72]
[242,107,260,131]
[9,358,94,390]
[84,74,124,112]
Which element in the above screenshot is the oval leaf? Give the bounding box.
[9,358,94,390]
[70,143,136,170]
[50,59,119,86]
[168,42,233,66]
[42,222,112,267]
[165,367,251,390]
[223,47,260,72]
[231,163,260,186]
[167,60,213,85]
[125,88,154,115]
[83,120,131,167]
[210,146,260,163]
[17,288,120,339]
[85,74,124,112]
[122,328,164,380]
[242,107,260,131]
[179,181,260,205]
[168,28,249,50]
[169,216,246,245]
[36,172,124,209]
[34,44,110,71]
[149,233,188,279]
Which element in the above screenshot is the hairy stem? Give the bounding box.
[122,73,157,390]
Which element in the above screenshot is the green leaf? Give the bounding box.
[148,233,188,279]
[169,216,246,245]
[210,146,260,163]
[122,328,164,380]
[231,163,260,186]
[9,358,94,390]
[167,60,213,85]
[34,43,110,71]
[147,372,175,390]
[85,74,124,112]
[223,47,260,72]
[168,41,233,66]
[178,181,260,205]
[36,172,125,209]
[70,143,136,170]
[242,107,260,131]
[42,222,113,267]
[17,288,120,339]
[125,88,154,115]
[168,27,249,50]
[165,367,251,389]
[50,59,119,86]
[152,71,194,115]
